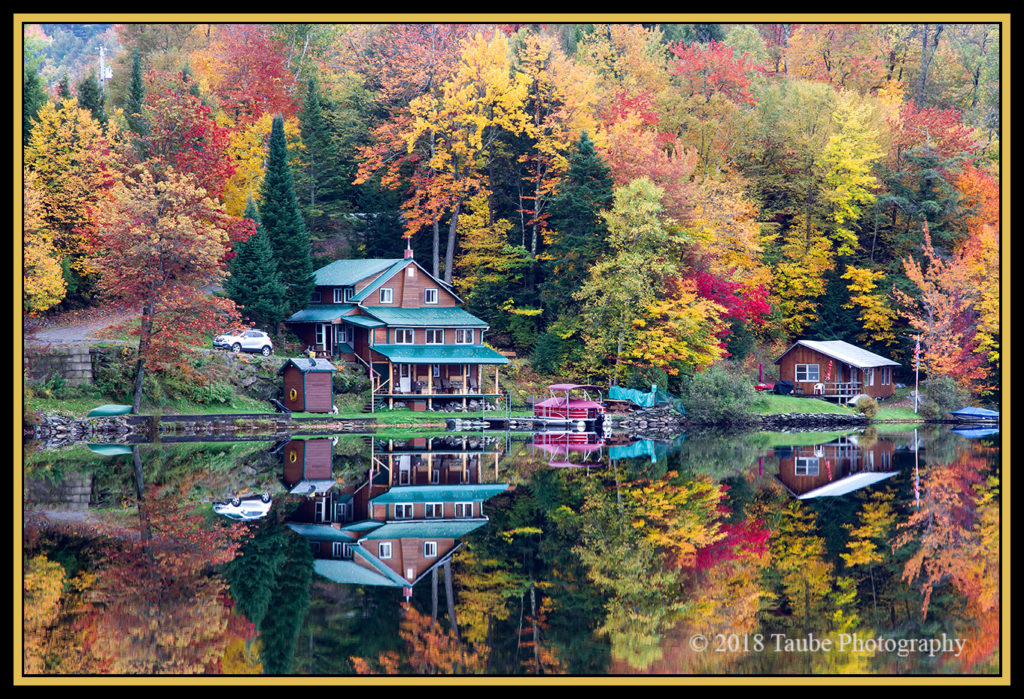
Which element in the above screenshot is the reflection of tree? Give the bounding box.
[574,478,688,670]
[841,488,897,624]
[894,442,1000,671]
[88,479,245,673]
[351,606,487,674]
[767,502,835,634]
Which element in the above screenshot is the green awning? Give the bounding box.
[362,306,488,327]
[286,304,355,323]
[371,344,510,365]
[341,315,386,329]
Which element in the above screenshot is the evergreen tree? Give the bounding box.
[296,77,353,246]
[75,69,105,126]
[126,48,148,137]
[22,61,48,146]
[225,197,286,331]
[261,114,315,322]
[56,72,72,100]
[539,132,615,317]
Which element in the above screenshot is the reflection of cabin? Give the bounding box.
[280,438,336,496]
[278,357,338,412]
[286,437,508,592]
[774,340,900,401]
[773,435,898,499]
[284,252,510,411]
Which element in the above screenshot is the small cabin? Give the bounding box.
[774,340,900,401]
[279,357,338,413]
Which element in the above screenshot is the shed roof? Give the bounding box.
[371,344,510,365]
[278,357,339,374]
[774,340,900,369]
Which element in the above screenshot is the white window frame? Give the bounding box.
[454,502,473,518]
[455,328,474,344]
[379,287,394,304]
[332,542,353,559]
[315,324,327,347]
[379,541,392,560]
[424,288,439,304]
[334,324,353,346]
[865,368,875,387]
[424,502,444,519]
[394,328,415,344]
[881,367,891,385]
[795,364,820,382]
[425,328,444,344]
[394,503,414,519]
[795,457,820,476]
[423,541,438,558]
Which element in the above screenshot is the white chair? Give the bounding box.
[813,383,825,395]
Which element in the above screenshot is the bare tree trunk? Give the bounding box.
[431,567,439,622]
[444,559,459,641]
[444,201,461,285]
[432,219,441,279]
[132,301,154,414]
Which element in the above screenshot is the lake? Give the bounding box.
[21,424,1002,678]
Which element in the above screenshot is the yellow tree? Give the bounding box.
[841,265,898,346]
[24,98,112,293]
[222,113,304,217]
[772,214,836,335]
[404,30,531,283]
[22,166,66,313]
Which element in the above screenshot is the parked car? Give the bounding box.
[213,493,272,521]
[213,329,273,356]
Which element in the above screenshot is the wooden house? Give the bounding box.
[773,340,900,401]
[773,434,898,499]
[285,251,509,411]
[278,357,338,413]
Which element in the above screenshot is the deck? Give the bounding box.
[801,381,863,402]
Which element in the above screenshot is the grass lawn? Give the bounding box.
[754,393,859,415]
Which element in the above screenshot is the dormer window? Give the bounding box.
[424,288,438,304]
[379,287,393,304]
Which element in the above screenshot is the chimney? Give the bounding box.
[404,237,413,259]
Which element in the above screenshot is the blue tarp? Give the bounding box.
[608,384,686,414]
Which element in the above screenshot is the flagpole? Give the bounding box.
[914,335,920,413]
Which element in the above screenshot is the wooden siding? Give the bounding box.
[303,373,334,413]
[775,440,896,497]
[776,345,895,399]
[282,366,306,412]
[362,265,458,308]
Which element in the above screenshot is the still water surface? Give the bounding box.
[22,425,1001,677]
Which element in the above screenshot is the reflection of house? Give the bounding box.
[773,434,898,499]
[774,340,900,401]
[371,436,505,486]
[284,253,509,411]
[286,436,508,593]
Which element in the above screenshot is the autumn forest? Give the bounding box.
[21,21,1002,399]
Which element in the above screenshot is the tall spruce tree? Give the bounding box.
[126,48,148,137]
[539,132,615,317]
[75,69,106,126]
[297,77,352,245]
[261,114,315,323]
[22,60,48,146]
[225,197,286,331]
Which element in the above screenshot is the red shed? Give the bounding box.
[279,357,338,413]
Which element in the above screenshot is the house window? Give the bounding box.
[334,502,351,521]
[881,367,891,385]
[795,364,820,382]
[394,503,414,519]
[315,324,327,347]
[425,328,444,344]
[379,542,392,560]
[394,328,414,344]
[333,287,354,303]
[865,368,875,387]
[424,503,444,519]
[795,457,820,476]
[455,328,474,344]
[335,324,353,346]
[310,290,322,303]
[424,288,438,304]
[332,542,353,559]
[423,541,438,558]
[454,502,473,518]
[379,287,393,304]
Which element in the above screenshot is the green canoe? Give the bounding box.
[87,404,133,417]
[87,444,134,456]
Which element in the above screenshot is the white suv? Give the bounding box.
[214,329,273,356]
[213,493,272,521]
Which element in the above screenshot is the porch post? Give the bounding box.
[388,360,394,410]
[428,369,434,411]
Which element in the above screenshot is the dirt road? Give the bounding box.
[24,307,136,347]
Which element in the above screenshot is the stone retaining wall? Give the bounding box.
[24,347,96,386]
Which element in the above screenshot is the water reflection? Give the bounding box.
[21,426,1002,677]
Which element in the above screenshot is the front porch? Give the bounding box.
[799,381,864,402]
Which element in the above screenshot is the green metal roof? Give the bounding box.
[360,520,489,539]
[286,522,362,542]
[277,357,339,374]
[312,259,403,287]
[371,483,509,504]
[371,344,510,365]
[286,304,356,323]
[348,260,411,303]
[341,314,386,328]
[363,306,489,327]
